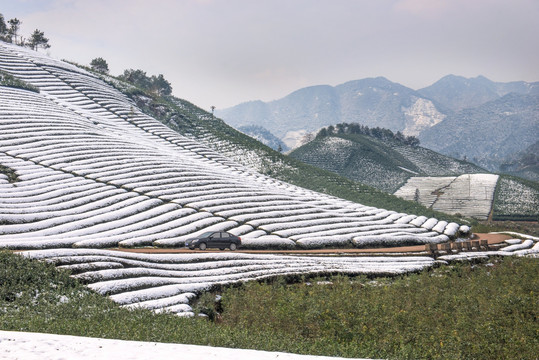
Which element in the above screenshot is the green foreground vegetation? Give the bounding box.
[1,250,537,359]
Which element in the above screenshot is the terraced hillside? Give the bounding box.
[94,67,441,218]
[289,133,485,193]
[394,174,499,220]
[19,236,539,316]
[2,42,539,317]
[0,41,465,251]
[21,249,439,316]
[394,174,538,221]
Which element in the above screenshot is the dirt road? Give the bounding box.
[112,233,512,255]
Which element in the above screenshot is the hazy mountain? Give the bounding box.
[219,75,538,177]
[237,125,289,152]
[216,77,447,148]
[418,74,539,112]
[419,93,539,173]
[499,140,539,182]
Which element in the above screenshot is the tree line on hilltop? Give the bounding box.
[0,13,50,51]
[316,122,420,147]
[89,57,172,98]
[0,12,172,98]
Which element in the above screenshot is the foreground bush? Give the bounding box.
[0,250,537,359]
[220,257,538,359]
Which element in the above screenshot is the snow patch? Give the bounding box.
[402,97,446,137]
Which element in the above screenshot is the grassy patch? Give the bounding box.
[0,69,39,92]
[1,250,537,359]
[0,164,18,183]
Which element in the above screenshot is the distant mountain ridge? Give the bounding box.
[216,77,447,147]
[237,125,289,152]
[217,75,539,180]
[418,74,539,112]
[418,77,539,179]
[419,92,539,175]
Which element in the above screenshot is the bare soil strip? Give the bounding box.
[112,233,512,255]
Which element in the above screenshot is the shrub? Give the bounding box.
[0,69,39,92]
[0,164,18,183]
[493,175,539,221]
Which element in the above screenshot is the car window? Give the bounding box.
[221,232,230,238]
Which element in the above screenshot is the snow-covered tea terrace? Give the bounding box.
[0,330,365,360]
[393,174,499,220]
[20,238,538,316]
[1,42,538,316]
[0,41,458,250]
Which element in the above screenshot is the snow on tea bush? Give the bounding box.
[394,174,499,220]
[421,218,439,230]
[493,177,539,219]
[458,225,471,235]
[22,248,441,314]
[443,223,460,237]
[0,41,464,251]
[238,236,296,249]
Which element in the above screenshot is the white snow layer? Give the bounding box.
[0,41,460,250]
[22,249,438,313]
[0,331,369,360]
[394,174,499,220]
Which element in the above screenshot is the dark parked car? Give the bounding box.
[185,231,241,251]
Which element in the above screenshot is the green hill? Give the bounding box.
[287,130,537,221]
[289,131,485,193]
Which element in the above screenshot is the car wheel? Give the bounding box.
[198,243,207,250]
[229,243,237,251]
[219,248,225,251]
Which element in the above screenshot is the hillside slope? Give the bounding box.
[289,133,485,193]
[0,41,462,251]
[97,66,460,221]
[499,141,539,182]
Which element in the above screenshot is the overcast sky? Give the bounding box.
[2,0,538,110]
